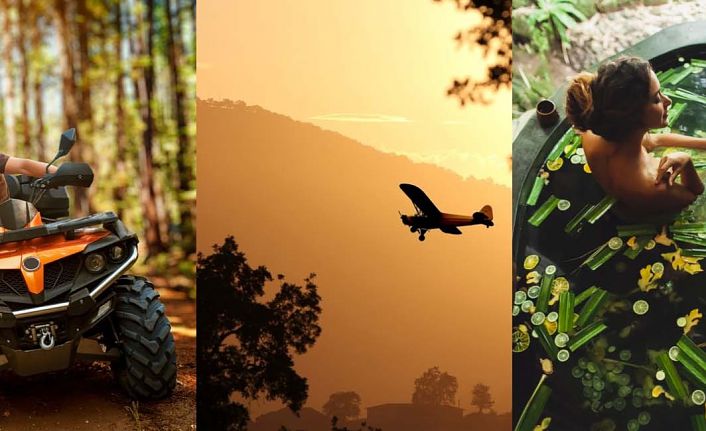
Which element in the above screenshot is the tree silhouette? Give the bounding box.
[196,236,322,431]
[471,383,495,413]
[323,391,362,422]
[411,366,458,406]
[434,0,511,104]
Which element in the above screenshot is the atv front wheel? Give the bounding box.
[112,275,177,399]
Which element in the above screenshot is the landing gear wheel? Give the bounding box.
[112,275,177,399]
[418,235,425,241]
[410,227,417,233]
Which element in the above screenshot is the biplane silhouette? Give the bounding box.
[399,183,493,241]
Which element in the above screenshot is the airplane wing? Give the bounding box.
[440,226,462,235]
[399,183,441,217]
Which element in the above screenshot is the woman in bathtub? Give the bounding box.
[566,56,706,219]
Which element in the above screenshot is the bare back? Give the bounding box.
[581,130,689,217]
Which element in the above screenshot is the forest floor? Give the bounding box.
[0,274,196,431]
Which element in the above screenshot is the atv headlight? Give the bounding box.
[108,244,125,262]
[85,253,106,273]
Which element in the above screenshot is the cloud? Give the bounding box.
[441,120,473,125]
[309,113,411,123]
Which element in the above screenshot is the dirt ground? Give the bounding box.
[0,280,196,431]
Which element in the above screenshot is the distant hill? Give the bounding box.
[197,99,511,415]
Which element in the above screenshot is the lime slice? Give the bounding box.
[633,300,649,315]
[546,311,559,322]
[547,158,564,171]
[527,285,541,299]
[638,412,650,425]
[545,265,557,275]
[512,305,520,316]
[514,290,527,305]
[677,316,687,328]
[531,312,546,326]
[524,254,540,270]
[669,346,680,361]
[645,240,656,250]
[693,390,706,405]
[651,262,665,274]
[557,349,570,362]
[576,148,585,156]
[557,199,571,211]
[555,332,569,348]
[512,327,530,353]
[521,300,534,313]
[656,370,666,381]
[608,237,623,250]
[570,154,582,164]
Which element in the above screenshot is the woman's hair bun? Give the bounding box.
[565,72,595,131]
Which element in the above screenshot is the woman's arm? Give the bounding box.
[4,157,58,177]
[649,133,706,150]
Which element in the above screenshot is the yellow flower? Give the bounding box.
[655,227,674,247]
[684,309,703,335]
[638,264,662,292]
[534,417,552,430]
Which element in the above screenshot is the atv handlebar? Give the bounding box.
[31,162,94,190]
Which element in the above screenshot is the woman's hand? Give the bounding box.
[656,151,693,186]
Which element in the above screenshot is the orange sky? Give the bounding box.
[197,0,511,187]
[196,0,511,417]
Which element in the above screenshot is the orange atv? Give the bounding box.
[0,129,176,399]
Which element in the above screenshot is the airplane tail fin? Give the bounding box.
[472,205,494,226]
[480,205,493,221]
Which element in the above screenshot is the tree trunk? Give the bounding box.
[112,0,127,220]
[16,0,30,155]
[30,0,46,160]
[164,0,194,253]
[75,0,95,213]
[131,0,164,255]
[1,0,17,155]
[53,0,87,215]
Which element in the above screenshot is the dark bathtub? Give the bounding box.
[513,21,706,431]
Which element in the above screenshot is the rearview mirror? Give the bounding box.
[58,128,76,158]
[46,128,77,173]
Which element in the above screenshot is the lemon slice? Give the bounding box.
[645,240,656,250]
[633,300,649,315]
[524,254,540,270]
[652,262,665,274]
[584,163,592,174]
[513,326,530,352]
[547,158,564,171]
[608,237,624,250]
[551,277,569,294]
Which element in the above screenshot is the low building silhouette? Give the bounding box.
[366,403,463,431]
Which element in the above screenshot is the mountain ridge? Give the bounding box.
[197,98,511,415]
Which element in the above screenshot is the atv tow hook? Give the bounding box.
[26,323,58,351]
[39,327,55,350]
